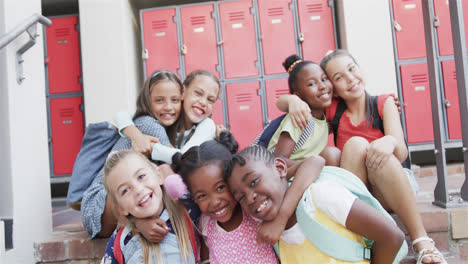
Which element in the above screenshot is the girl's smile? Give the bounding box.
[150,80,182,127]
[325,55,365,100]
[183,75,219,126]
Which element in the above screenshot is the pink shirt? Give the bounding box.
[200,212,279,264]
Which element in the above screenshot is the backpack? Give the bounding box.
[273,166,408,263]
[67,122,120,210]
[252,113,315,153]
[331,97,411,169]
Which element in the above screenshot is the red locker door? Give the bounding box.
[50,97,84,175]
[441,60,462,140]
[180,4,219,77]
[433,0,468,56]
[46,16,81,94]
[211,98,224,126]
[258,0,297,75]
[265,78,289,121]
[297,0,336,62]
[219,0,259,79]
[226,82,263,149]
[400,63,434,143]
[391,0,427,60]
[141,8,180,77]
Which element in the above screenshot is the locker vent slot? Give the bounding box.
[152,20,168,30]
[307,4,323,13]
[55,27,70,38]
[410,74,428,84]
[275,89,289,98]
[452,71,457,80]
[191,16,206,26]
[229,11,245,21]
[60,107,74,117]
[267,7,284,17]
[236,93,253,103]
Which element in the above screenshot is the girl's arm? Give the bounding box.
[346,199,405,263]
[366,97,408,169]
[113,111,160,156]
[256,155,325,245]
[276,94,311,130]
[151,118,216,163]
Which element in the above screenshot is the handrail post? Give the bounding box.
[448,0,468,203]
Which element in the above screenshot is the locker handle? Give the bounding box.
[217,40,224,46]
[434,16,440,28]
[445,99,451,107]
[181,44,188,55]
[299,33,305,43]
[394,21,402,32]
[142,49,149,60]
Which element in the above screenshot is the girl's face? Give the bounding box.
[188,163,238,223]
[294,63,333,111]
[228,158,287,222]
[108,154,164,219]
[150,80,182,127]
[183,75,219,125]
[325,55,365,101]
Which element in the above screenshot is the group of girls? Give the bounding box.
[83,49,446,264]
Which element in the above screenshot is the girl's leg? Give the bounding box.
[319,146,341,166]
[368,157,441,263]
[340,136,370,186]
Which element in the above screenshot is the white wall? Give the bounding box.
[0,0,52,263]
[79,0,142,125]
[337,0,398,96]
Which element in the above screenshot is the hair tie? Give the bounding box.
[288,60,302,73]
[150,70,170,79]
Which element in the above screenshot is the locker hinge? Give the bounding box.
[80,104,84,112]
[75,23,80,32]
[434,16,440,28]
[78,76,83,84]
[44,56,49,65]
[48,136,52,143]
[142,49,149,60]
[394,21,402,32]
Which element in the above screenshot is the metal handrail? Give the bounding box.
[0,13,51,49]
[0,13,52,84]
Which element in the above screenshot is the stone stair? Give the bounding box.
[33,163,468,263]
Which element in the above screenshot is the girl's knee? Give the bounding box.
[320,146,341,166]
[343,137,369,156]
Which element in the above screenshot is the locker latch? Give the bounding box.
[217,40,224,46]
[445,99,451,107]
[394,21,402,32]
[181,44,188,55]
[142,49,149,60]
[299,33,305,43]
[434,16,440,28]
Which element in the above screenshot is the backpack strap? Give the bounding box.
[252,114,287,147]
[181,205,198,261]
[331,99,347,146]
[113,227,125,264]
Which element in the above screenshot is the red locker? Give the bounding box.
[400,63,434,143]
[211,98,224,126]
[265,78,289,121]
[257,0,297,75]
[50,97,84,175]
[180,4,219,77]
[433,0,468,56]
[297,0,336,62]
[141,8,180,77]
[391,0,427,60]
[46,16,81,94]
[226,82,263,149]
[441,60,462,140]
[219,0,259,79]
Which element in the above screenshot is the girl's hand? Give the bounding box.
[131,134,160,157]
[256,217,287,245]
[134,217,170,244]
[215,124,227,137]
[287,95,311,130]
[366,136,395,170]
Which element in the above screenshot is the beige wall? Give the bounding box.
[79,0,142,125]
[0,0,52,262]
[337,0,398,96]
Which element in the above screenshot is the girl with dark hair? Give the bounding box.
[168,131,324,263]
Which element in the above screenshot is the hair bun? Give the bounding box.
[282,54,302,72]
[215,131,239,154]
[171,152,184,173]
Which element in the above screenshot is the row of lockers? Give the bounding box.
[391,0,467,144]
[392,0,468,60]
[140,0,336,79]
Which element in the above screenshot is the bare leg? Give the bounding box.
[340,136,370,186]
[319,146,341,166]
